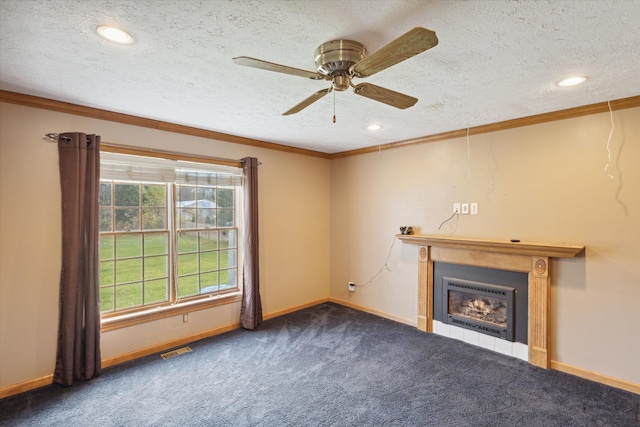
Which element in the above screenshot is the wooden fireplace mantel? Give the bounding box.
[397,234,584,369]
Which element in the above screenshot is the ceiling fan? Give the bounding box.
[233,27,438,116]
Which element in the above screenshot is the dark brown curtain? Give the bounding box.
[53,132,102,386]
[239,157,262,329]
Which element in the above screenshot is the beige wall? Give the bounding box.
[1,100,638,391]
[0,102,331,389]
[330,107,640,384]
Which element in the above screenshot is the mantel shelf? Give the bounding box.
[397,234,583,258]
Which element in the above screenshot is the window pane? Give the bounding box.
[220,249,236,270]
[178,253,198,275]
[100,286,114,312]
[178,208,196,229]
[100,208,112,232]
[177,186,196,203]
[114,183,140,207]
[197,187,216,205]
[178,232,198,253]
[100,182,112,206]
[220,269,236,289]
[217,188,234,208]
[221,229,236,249]
[178,275,198,298]
[100,261,114,285]
[144,233,167,256]
[144,279,168,304]
[142,208,166,230]
[116,259,142,283]
[115,208,140,231]
[199,251,218,272]
[100,236,114,260]
[142,185,166,207]
[199,230,218,251]
[116,282,142,310]
[197,209,215,228]
[200,271,219,293]
[116,234,142,258]
[144,256,167,280]
[217,209,233,227]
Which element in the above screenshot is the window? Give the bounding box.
[99,151,243,322]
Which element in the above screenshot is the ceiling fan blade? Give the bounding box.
[233,56,325,80]
[353,83,418,109]
[283,88,332,115]
[350,27,438,78]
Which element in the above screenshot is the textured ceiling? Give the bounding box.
[1,0,639,154]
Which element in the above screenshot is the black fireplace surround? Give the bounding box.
[434,262,528,344]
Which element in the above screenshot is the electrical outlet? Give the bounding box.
[348,282,356,292]
[461,203,469,215]
[470,203,478,215]
[183,313,189,323]
[453,203,461,215]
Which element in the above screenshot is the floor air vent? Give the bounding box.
[161,346,192,360]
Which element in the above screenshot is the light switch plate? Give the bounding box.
[461,203,469,215]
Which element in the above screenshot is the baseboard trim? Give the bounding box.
[101,322,241,369]
[0,298,331,399]
[263,298,330,321]
[0,374,54,399]
[3,301,637,398]
[329,297,417,327]
[330,299,639,395]
[550,360,640,395]
[103,297,330,369]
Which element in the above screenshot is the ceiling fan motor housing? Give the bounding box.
[314,40,366,91]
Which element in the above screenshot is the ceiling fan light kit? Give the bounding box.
[233,27,438,115]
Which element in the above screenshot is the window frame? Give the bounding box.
[99,144,243,332]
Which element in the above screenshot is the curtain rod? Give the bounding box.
[44,134,260,165]
[43,133,92,143]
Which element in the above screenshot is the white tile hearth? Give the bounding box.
[433,320,451,337]
[463,329,480,346]
[494,338,514,357]
[512,342,529,362]
[478,333,496,352]
[449,324,465,341]
[432,320,528,362]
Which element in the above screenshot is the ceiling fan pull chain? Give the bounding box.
[333,89,336,123]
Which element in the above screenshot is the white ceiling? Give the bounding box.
[1,0,639,154]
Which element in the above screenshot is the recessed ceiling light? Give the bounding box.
[97,25,133,45]
[557,76,588,87]
[367,124,382,131]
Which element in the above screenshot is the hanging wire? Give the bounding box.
[604,100,615,180]
[465,127,472,181]
[357,235,397,287]
[438,210,458,230]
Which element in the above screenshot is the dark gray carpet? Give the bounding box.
[1,302,638,426]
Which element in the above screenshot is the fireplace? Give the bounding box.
[397,234,583,369]
[443,277,515,341]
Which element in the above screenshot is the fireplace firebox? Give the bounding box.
[443,277,515,341]
[433,262,528,344]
